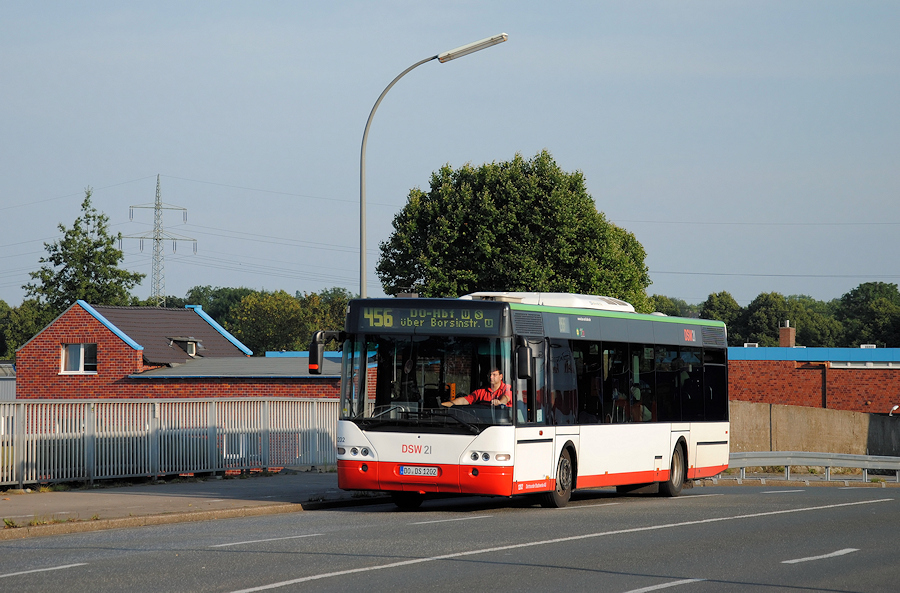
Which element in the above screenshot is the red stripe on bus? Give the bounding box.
[338,460,730,497]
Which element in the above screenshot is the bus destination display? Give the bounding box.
[359,306,501,332]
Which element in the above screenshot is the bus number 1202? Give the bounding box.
[363,307,393,328]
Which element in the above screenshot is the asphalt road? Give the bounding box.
[0,485,896,592]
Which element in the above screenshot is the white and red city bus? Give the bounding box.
[310,292,729,509]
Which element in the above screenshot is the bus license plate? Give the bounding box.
[400,466,438,477]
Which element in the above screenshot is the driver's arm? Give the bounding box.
[442,397,470,407]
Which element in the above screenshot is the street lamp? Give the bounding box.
[890,405,899,417]
[359,33,508,298]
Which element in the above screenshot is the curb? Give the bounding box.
[0,494,395,540]
[0,503,304,541]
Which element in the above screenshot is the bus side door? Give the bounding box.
[513,339,555,492]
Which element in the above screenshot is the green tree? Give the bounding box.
[227,290,304,355]
[835,282,900,346]
[649,294,679,316]
[376,150,652,311]
[650,295,700,318]
[784,294,842,348]
[185,285,256,327]
[699,291,744,345]
[23,189,145,315]
[3,299,54,356]
[0,300,11,358]
[296,287,354,350]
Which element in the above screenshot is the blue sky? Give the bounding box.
[2,1,898,307]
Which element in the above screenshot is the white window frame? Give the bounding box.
[60,343,98,375]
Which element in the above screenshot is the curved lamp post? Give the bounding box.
[359,33,508,298]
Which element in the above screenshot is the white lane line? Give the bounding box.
[0,563,87,579]
[410,515,493,525]
[762,490,805,494]
[782,548,859,564]
[211,534,323,548]
[625,579,706,592]
[227,497,892,593]
[557,502,623,510]
[669,494,724,500]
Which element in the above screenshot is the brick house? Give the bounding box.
[729,347,900,414]
[15,300,340,399]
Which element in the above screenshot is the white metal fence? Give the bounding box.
[0,398,339,488]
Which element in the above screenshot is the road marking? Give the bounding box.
[228,498,892,593]
[0,563,87,579]
[762,490,804,494]
[211,534,323,548]
[410,515,493,525]
[669,494,723,500]
[557,502,622,510]
[782,548,859,564]
[625,579,706,592]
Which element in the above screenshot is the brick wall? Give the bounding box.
[16,305,340,400]
[16,306,144,399]
[729,360,900,414]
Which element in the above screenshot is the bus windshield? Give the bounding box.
[341,334,513,432]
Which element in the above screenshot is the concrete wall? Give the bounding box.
[730,400,900,456]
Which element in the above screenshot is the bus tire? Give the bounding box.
[391,491,425,510]
[659,443,685,497]
[541,449,573,508]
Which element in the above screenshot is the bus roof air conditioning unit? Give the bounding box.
[860,344,877,349]
[744,343,758,347]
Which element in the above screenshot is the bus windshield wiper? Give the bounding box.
[418,410,481,434]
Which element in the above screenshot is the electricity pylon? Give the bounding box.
[123,175,196,307]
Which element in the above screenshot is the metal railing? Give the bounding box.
[0,398,340,488]
[729,451,900,482]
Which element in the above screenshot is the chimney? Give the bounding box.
[779,320,796,348]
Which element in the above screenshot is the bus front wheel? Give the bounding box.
[659,444,685,497]
[541,449,573,508]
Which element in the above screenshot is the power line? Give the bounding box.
[651,270,900,279]
[0,175,158,212]
[614,218,900,227]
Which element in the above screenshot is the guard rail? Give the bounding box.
[729,451,900,482]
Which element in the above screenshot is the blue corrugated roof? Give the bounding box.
[728,347,900,362]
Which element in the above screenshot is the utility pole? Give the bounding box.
[123,175,196,307]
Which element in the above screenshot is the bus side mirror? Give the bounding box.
[517,345,532,380]
[309,331,326,375]
[309,330,343,374]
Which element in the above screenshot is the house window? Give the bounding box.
[61,343,98,374]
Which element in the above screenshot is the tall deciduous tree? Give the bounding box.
[376,150,652,311]
[296,287,354,350]
[2,299,54,356]
[700,291,744,345]
[836,282,900,346]
[185,285,256,326]
[228,290,304,355]
[24,189,145,315]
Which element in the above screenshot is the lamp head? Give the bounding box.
[438,33,508,63]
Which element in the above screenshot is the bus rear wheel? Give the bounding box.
[659,444,685,497]
[541,449,573,508]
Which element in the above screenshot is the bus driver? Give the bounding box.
[442,368,511,407]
